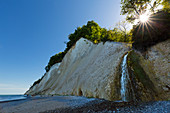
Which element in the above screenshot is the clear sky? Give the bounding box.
[0,0,125,94]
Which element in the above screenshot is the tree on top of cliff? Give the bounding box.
[132,10,170,51]
[45,20,132,72]
[120,0,170,51]
[120,0,163,23]
[45,52,65,72]
[162,0,170,10]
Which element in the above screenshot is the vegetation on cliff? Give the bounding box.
[127,50,157,101]
[45,20,132,72]
[120,0,170,51]
[29,1,170,99]
[121,0,169,22]
[132,10,170,51]
[37,0,170,85]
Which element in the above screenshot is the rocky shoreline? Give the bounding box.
[0,96,169,113]
[44,100,170,113]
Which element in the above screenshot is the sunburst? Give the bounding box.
[139,13,150,23]
[135,11,155,40]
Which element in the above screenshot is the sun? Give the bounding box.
[139,13,150,23]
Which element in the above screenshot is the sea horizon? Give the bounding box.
[0,94,27,102]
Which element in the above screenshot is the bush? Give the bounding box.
[45,20,132,72]
[45,52,65,72]
[30,74,45,88]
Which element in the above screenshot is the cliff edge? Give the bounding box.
[25,38,131,101]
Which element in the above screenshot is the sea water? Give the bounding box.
[0,95,27,102]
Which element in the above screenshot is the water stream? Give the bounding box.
[120,53,133,102]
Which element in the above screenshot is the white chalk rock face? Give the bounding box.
[26,38,131,100]
[139,39,170,100]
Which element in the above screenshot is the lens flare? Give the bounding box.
[139,13,149,23]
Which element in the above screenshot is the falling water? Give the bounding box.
[121,53,130,102]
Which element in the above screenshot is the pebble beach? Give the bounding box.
[0,96,169,113]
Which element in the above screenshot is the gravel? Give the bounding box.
[43,99,170,113]
[0,96,169,113]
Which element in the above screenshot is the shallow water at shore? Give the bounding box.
[0,95,27,102]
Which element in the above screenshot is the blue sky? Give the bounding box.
[0,0,125,94]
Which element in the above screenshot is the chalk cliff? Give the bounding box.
[127,39,170,101]
[26,38,170,101]
[25,38,131,100]
[138,39,170,100]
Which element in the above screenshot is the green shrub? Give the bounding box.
[30,74,45,88]
[45,20,132,72]
[45,52,65,72]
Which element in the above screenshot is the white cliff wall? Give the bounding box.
[26,38,131,100]
[139,39,170,100]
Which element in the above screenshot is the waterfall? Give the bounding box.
[120,53,131,102]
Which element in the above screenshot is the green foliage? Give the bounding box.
[127,50,157,100]
[66,21,107,49]
[121,0,150,22]
[120,0,163,23]
[45,52,65,72]
[31,75,45,88]
[162,0,170,11]
[132,10,170,51]
[45,20,132,72]
[128,51,154,88]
